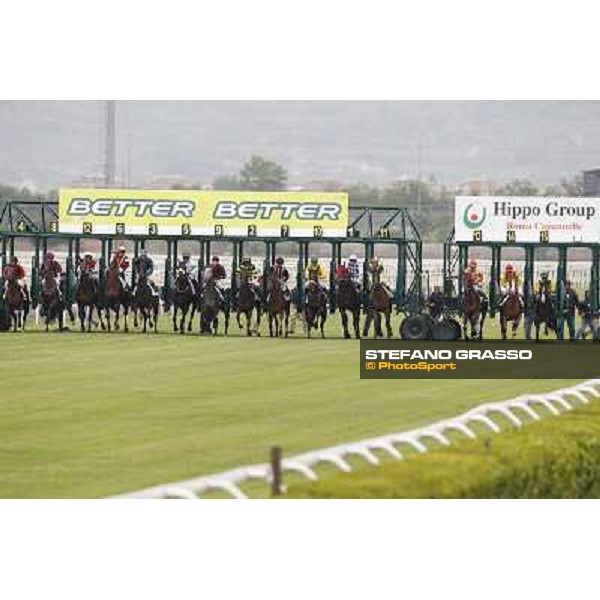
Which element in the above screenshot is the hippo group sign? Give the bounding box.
[455,196,600,243]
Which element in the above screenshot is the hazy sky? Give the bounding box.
[1,100,598,190]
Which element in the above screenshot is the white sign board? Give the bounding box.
[455,196,600,243]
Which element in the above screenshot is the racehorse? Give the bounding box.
[172,269,197,334]
[534,280,557,342]
[104,261,131,332]
[200,269,230,335]
[40,271,64,332]
[133,273,159,333]
[499,289,522,340]
[304,280,327,338]
[336,270,361,339]
[75,269,104,333]
[461,283,486,340]
[363,283,392,339]
[3,274,28,332]
[236,272,261,337]
[267,274,290,338]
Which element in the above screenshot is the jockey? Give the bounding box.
[209,256,227,302]
[79,252,97,273]
[2,256,27,300]
[536,271,554,297]
[269,256,291,301]
[462,258,487,306]
[133,249,159,295]
[79,252,98,288]
[305,256,326,303]
[499,263,524,308]
[561,280,579,340]
[177,252,197,289]
[112,246,130,290]
[335,261,347,281]
[347,255,361,290]
[428,285,445,321]
[305,256,326,287]
[236,257,261,302]
[367,257,393,298]
[41,251,63,297]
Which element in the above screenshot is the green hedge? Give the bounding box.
[286,399,600,499]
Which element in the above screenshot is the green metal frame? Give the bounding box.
[443,227,600,320]
[0,200,424,314]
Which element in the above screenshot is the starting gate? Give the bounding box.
[443,228,600,321]
[0,200,424,315]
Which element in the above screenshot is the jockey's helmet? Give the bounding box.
[505,263,514,272]
[349,254,357,262]
[242,256,250,264]
[183,252,191,259]
[118,246,126,253]
[469,259,477,269]
[211,256,219,262]
[46,252,55,260]
[275,256,284,265]
[140,249,148,257]
[10,256,18,264]
[84,252,93,259]
[310,256,318,264]
[540,271,549,279]
[372,256,379,264]
[566,279,572,287]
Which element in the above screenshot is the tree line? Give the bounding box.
[0,156,584,243]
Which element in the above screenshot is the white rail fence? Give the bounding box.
[113,378,600,499]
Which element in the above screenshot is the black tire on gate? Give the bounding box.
[399,314,432,340]
[432,318,462,340]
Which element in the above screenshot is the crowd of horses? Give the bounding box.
[0,261,567,342]
[0,261,396,339]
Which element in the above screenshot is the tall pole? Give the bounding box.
[105,100,116,187]
[417,136,422,214]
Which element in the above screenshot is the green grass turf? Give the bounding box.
[0,312,580,498]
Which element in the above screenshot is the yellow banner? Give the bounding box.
[58,188,349,238]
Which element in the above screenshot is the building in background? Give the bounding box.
[581,168,600,197]
[456,179,501,196]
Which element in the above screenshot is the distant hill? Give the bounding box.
[0,100,599,190]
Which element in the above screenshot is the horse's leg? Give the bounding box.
[246,310,252,337]
[255,306,262,337]
[512,315,520,339]
[362,312,371,338]
[500,314,506,340]
[268,313,273,337]
[237,309,243,330]
[320,310,326,338]
[154,305,159,333]
[188,302,196,332]
[180,305,187,334]
[79,304,86,332]
[173,305,179,332]
[114,304,121,331]
[341,308,350,339]
[224,306,230,335]
[385,310,393,338]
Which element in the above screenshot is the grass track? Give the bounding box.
[0,313,579,498]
